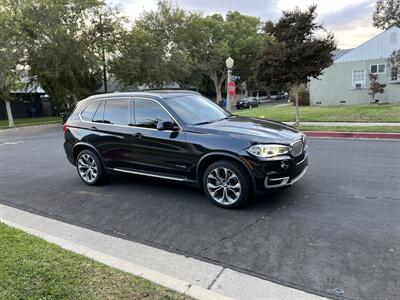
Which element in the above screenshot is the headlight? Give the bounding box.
[246,144,290,158]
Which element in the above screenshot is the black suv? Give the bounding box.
[64,91,308,208]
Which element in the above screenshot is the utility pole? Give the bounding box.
[99,14,107,93]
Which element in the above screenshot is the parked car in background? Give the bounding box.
[269,92,289,100]
[63,91,308,209]
[235,97,260,109]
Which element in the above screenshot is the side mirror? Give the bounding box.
[156,120,178,131]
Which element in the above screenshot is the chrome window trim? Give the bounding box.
[79,99,103,123]
[78,96,183,132]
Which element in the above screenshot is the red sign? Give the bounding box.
[228,81,235,96]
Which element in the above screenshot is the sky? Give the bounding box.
[106,0,382,49]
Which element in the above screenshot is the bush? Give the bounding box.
[290,85,310,106]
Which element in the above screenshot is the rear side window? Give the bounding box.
[104,98,131,126]
[134,99,173,129]
[93,100,105,123]
[80,101,100,122]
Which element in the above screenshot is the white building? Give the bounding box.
[310,26,400,105]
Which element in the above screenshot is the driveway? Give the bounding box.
[0,126,399,300]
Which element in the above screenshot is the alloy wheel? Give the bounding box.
[206,167,241,205]
[78,153,98,183]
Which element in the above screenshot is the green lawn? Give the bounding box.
[235,104,400,123]
[0,223,181,300]
[299,126,400,133]
[0,116,61,129]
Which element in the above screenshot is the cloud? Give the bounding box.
[106,0,382,48]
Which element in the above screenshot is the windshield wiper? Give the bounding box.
[193,120,216,125]
[193,116,232,126]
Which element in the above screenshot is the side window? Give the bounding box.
[93,100,105,123]
[80,101,100,122]
[134,99,173,129]
[104,98,131,126]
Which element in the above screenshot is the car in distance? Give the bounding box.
[235,97,260,110]
[63,91,308,208]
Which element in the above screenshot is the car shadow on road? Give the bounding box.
[108,173,298,212]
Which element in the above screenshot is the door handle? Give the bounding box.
[134,132,143,139]
[90,126,97,131]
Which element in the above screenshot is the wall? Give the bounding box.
[310,59,400,105]
[0,94,44,120]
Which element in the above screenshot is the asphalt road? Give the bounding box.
[0,126,399,300]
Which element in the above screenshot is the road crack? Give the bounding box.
[196,214,268,256]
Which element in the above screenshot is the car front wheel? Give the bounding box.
[203,160,251,208]
[76,149,105,186]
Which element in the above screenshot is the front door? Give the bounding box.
[129,98,192,177]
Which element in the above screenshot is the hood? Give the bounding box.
[192,116,302,144]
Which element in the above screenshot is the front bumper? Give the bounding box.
[240,146,309,191]
[264,165,308,188]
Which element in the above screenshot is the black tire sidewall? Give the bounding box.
[202,160,250,208]
[76,149,105,186]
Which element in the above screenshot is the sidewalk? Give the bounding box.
[0,203,330,300]
[283,121,400,126]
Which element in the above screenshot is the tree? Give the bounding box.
[257,5,336,126]
[182,11,265,102]
[111,1,265,102]
[368,73,386,101]
[0,0,25,127]
[11,0,124,110]
[111,1,192,89]
[85,5,127,93]
[373,0,400,29]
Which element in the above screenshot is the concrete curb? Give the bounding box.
[0,218,232,300]
[0,123,61,133]
[0,203,330,300]
[304,131,400,139]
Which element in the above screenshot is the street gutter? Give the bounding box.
[304,131,400,139]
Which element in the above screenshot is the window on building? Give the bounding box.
[392,67,398,81]
[352,70,365,89]
[370,64,386,74]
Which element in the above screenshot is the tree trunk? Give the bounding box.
[215,85,222,102]
[5,100,15,128]
[295,85,300,127]
[210,72,226,103]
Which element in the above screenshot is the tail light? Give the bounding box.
[63,124,69,134]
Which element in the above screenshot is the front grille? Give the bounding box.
[290,140,303,157]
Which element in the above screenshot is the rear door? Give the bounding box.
[88,97,136,169]
[130,98,192,177]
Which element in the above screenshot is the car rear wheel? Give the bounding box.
[76,149,105,186]
[203,160,251,208]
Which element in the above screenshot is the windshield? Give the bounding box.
[166,94,231,125]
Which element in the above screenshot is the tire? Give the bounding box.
[76,149,105,186]
[203,160,251,208]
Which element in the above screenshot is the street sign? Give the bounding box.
[228,81,235,96]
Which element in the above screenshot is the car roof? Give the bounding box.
[80,90,200,103]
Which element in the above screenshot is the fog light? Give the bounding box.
[281,160,290,170]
